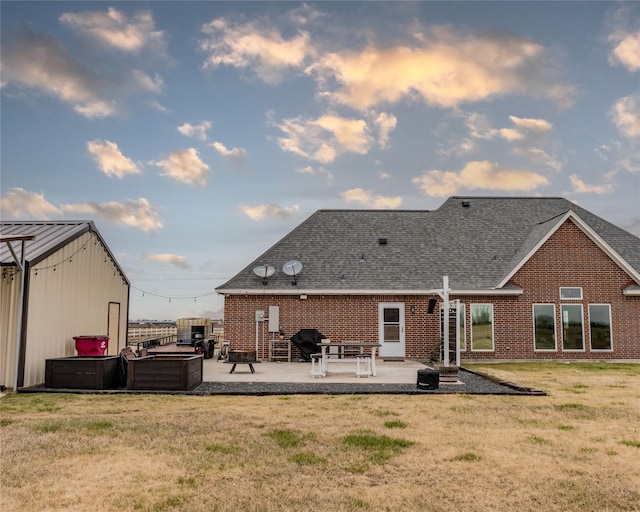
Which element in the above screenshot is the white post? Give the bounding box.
[13,241,27,391]
[443,276,449,367]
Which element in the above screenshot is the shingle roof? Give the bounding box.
[216,197,640,294]
[0,220,129,284]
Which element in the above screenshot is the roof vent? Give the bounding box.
[461,200,470,208]
[378,238,387,245]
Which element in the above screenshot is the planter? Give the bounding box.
[45,356,119,390]
[437,365,459,383]
[126,355,203,391]
[227,350,257,363]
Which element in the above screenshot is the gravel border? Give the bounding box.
[191,367,546,396]
[19,367,546,396]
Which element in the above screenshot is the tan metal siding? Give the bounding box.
[0,271,21,389]
[22,232,129,387]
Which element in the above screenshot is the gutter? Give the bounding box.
[216,287,524,297]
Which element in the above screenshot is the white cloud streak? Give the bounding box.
[412,161,549,197]
[374,112,397,148]
[200,17,312,83]
[610,94,640,139]
[60,7,166,53]
[238,203,300,221]
[569,175,614,195]
[61,198,163,233]
[178,121,212,141]
[0,188,162,232]
[295,165,333,184]
[143,253,191,269]
[275,113,372,163]
[154,148,210,186]
[341,188,402,209]
[1,27,116,118]
[306,28,570,110]
[211,141,248,164]
[0,188,62,219]
[87,140,140,178]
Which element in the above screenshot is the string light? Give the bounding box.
[131,285,217,302]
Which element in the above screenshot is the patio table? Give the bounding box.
[317,341,380,377]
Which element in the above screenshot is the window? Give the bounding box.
[589,304,612,351]
[471,304,493,351]
[560,287,582,300]
[561,304,584,351]
[533,304,556,351]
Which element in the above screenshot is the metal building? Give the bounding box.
[1,221,130,390]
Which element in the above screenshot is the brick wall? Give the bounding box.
[223,220,640,360]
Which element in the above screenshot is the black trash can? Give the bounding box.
[417,368,439,390]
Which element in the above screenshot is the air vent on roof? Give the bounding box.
[378,238,387,245]
[461,201,470,208]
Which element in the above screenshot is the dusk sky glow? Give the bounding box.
[1,1,638,320]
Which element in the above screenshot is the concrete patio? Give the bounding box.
[203,357,428,384]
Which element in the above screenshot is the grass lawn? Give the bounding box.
[1,363,639,512]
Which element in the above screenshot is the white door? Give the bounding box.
[378,303,405,358]
[107,302,120,354]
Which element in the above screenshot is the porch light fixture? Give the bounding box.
[410,305,416,314]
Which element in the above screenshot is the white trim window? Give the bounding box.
[533,304,557,351]
[470,304,494,351]
[560,287,583,300]
[561,304,585,351]
[588,304,613,351]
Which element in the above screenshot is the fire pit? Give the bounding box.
[227,350,257,363]
[225,350,259,373]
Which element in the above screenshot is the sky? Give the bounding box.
[1,1,639,322]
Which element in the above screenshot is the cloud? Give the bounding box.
[610,94,640,138]
[569,175,614,195]
[274,113,372,163]
[306,28,570,110]
[61,198,162,233]
[59,7,166,53]
[374,112,397,148]
[467,113,552,141]
[610,31,640,72]
[1,27,116,118]
[465,113,559,169]
[341,188,402,209]
[154,148,210,186]
[0,188,62,219]
[200,17,312,83]
[132,69,164,92]
[143,254,191,269]
[178,121,212,141]
[512,147,562,172]
[87,140,140,178]
[295,165,333,184]
[238,203,300,221]
[437,138,477,157]
[211,141,248,164]
[412,160,549,197]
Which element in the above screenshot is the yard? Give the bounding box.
[1,363,639,512]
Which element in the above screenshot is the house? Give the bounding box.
[0,221,130,390]
[216,197,640,362]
